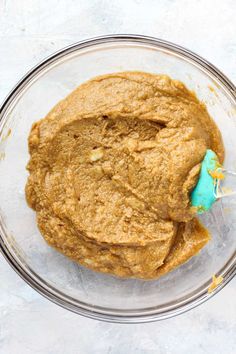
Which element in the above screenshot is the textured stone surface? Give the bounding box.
[1,1,236,353]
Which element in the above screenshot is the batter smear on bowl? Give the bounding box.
[25,72,224,279]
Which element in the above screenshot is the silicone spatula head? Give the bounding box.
[191,149,220,214]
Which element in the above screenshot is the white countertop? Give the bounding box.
[1,1,236,353]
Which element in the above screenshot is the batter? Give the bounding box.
[25,72,224,279]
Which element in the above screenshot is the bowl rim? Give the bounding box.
[0,34,236,324]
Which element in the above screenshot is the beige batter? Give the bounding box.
[25,72,224,279]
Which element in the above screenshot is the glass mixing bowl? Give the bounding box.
[0,35,236,323]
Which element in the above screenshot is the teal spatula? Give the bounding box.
[191,149,236,214]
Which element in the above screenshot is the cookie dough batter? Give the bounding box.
[26,72,224,279]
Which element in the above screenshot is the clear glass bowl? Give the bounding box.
[0,35,236,323]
